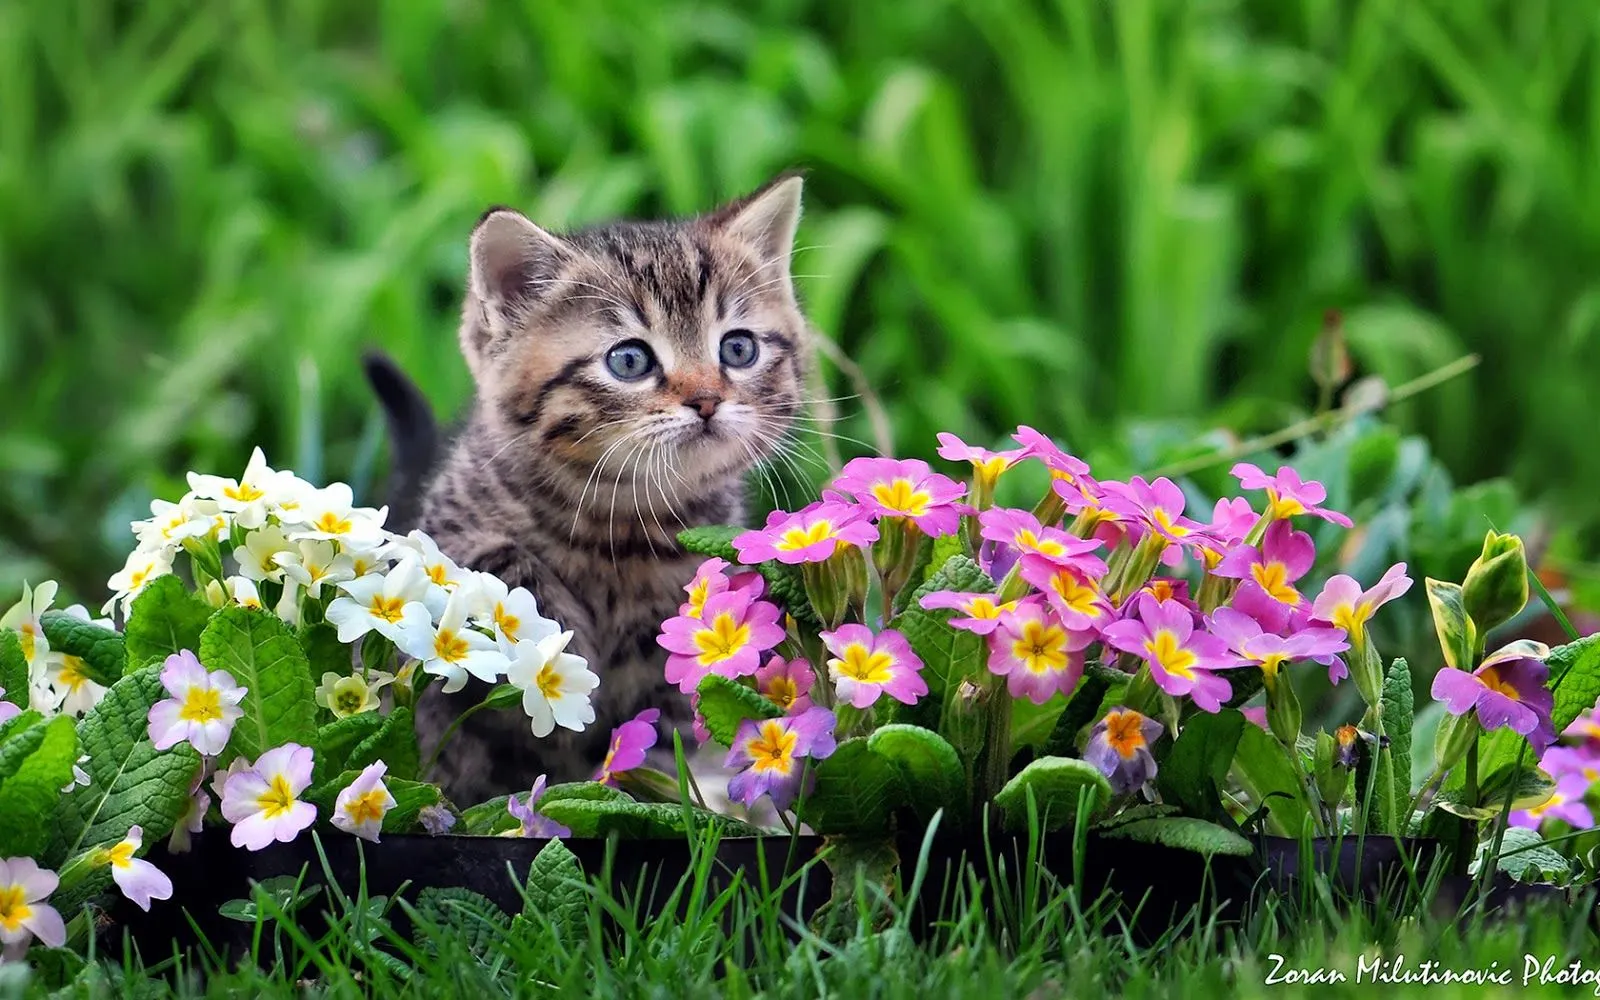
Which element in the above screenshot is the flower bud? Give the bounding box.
[1461,530,1529,634]
[1313,730,1349,807]
[1433,710,1482,773]
[1265,668,1303,746]
[1348,636,1385,710]
[802,558,848,631]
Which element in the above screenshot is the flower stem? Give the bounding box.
[420,695,495,779]
[977,683,1014,826]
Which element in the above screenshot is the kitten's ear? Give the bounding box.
[468,207,570,331]
[709,173,804,268]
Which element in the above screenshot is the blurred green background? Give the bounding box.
[4,0,1599,627]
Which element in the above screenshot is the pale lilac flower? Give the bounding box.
[1231,463,1353,527]
[732,501,878,565]
[167,784,209,855]
[830,457,967,536]
[0,693,19,727]
[725,707,838,810]
[418,804,457,836]
[0,858,65,961]
[1084,708,1164,794]
[98,826,173,912]
[821,625,927,709]
[147,650,247,756]
[220,744,318,851]
[507,775,569,838]
[595,709,661,784]
[985,603,1089,704]
[332,762,398,843]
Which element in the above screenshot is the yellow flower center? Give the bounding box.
[225,482,265,503]
[1251,562,1300,605]
[686,579,712,619]
[494,603,521,641]
[1016,529,1066,559]
[367,595,406,623]
[1152,508,1190,538]
[870,479,933,517]
[1049,572,1102,617]
[433,629,469,663]
[313,512,353,536]
[776,520,835,552]
[961,597,1007,619]
[1329,602,1372,636]
[1104,711,1148,759]
[1258,653,1290,685]
[693,613,751,666]
[1144,630,1197,680]
[764,676,798,710]
[1011,619,1069,674]
[1526,791,1565,819]
[1266,490,1306,520]
[426,563,452,587]
[536,664,563,702]
[974,456,1011,488]
[837,645,894,684]
[1477,666,1522,701]
[57,656,89,692]
[179,685,224,724]
[257,774,298,820]
[104,840,136,869]
[18,625,37,663]
[332,679,370,716]
[343,790,390,827]
[749,720,798,774]
[0,885,33,933]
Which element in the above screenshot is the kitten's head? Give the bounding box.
[459,176,807,492]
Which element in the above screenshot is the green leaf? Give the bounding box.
[413,887,510,959]
[124,576,214,669]
[1156,709,1244,823]
[1100,816,1253,857]
[347,707,420,781]
[47,666,202,868]
[1548,633,1600,733]
[1093,802,1182,831]
[1041,673,1112,757]
[1425,578,1475,671]
[922,533,967,584]
[674,525,817,627]
[484,684,522,710]
[539,780,631,807]
[798,738,903,835]
[1434,764,1555,820]
[1011,695,1068,752]
[537,797,756,839]
[0,631,26,708]
[813,835,900,938]
[198,607,317,765]
[38,611,126,685]
[1472,828,1572,885]
[1230,723,1313,837]
[1382,658,1415,823]
[695,673,782,746]
[470,782,632,835]
[867,725,966,825]
[993,756,1112,831]
[460,795,516,836]
[0,716,77,856]
[523,839,586,946]
[311,712,386,786]
[0,710,42,745]
[297,623,352,682]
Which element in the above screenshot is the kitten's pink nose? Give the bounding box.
[684,392,722,421]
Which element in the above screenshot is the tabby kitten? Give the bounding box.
[378,176,808,804]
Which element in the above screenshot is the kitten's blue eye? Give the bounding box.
[605,340,657,381]
[719,330,759,369]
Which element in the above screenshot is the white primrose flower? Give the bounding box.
[418,588,507,694]
[314,670,392,718]
[273,577,303,628]
[132,495,218,553]
[272,539,356,600]
[1,580,57,667]
[187,447,292,530]
[324,556,436,656]
[504,630,598,738]
[282,483,389,550]
[331,762,397,843]
[470,573,560,655]
[224,577,265,611]
[104,548,174,617]
[384,530,467,599]
[42,654,107,718]
[233,525,293,583]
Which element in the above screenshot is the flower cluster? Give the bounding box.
[0,582,116,720]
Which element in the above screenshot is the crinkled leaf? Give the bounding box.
[1156,709,1244,823]
[523,839,586,946]
[413,887,510,959]
[0,631,26,709]
[1472,828,1572,885]
[0,716,77,857]
[675,526,817,627]
[198,607,316,765]
[539,780,630,807]
[311,712,386,786]
[39,611,126,685]
[993,756,1111,831]
[0,710,42,745]
[1434,765,1555,820]
[1382,658,1415,822]
[1093,802,1182,831]
[46,665,202,868]
[922,533,967,585]
[798,738,903,836]
[910,556,995,604]
[460,795,517,836]
[1230,722,1313,838]
[537,797,757,839]
[1425,578,1475,671]
[867,724,966,825]
[888,609,983,700]
[695,673,782,747]
[347,707,419,781]
[124,576,214,669]
[297,623,352,682]
[1100,816,1253,857]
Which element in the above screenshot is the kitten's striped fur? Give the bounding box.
[403,176,808,803]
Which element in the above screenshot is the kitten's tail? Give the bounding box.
[362,350,439,533]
